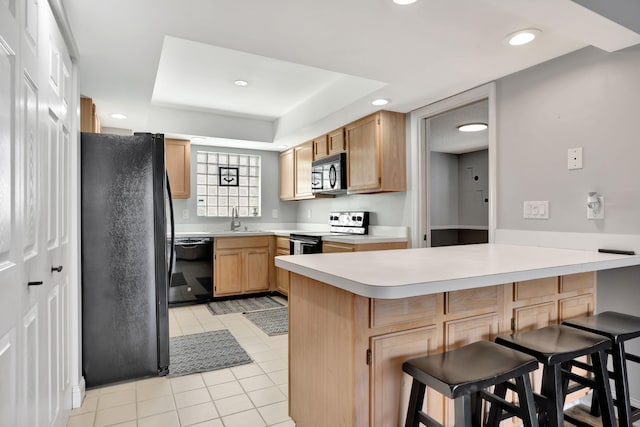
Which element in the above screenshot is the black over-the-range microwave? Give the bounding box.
[311,152,347,195]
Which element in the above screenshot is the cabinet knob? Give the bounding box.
[51,265,63,273]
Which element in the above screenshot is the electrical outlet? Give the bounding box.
[523,201,549,219]
[568,147,583,170]
[272,209,279,219]
[307,209,312,218]
[587,196,604,220]
[182,209,189,219]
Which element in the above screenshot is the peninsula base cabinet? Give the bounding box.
[214,236,272,297]
[288,272,596,427]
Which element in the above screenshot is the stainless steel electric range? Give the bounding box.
[289,211,370,255]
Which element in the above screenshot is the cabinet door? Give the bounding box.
[214,249,243,296]
[347,113,380,192]
[322,241,355,253]
[275,248,290,295]
[328,128,346,154]
[370,327,440,427]
[559,294,594,322]
[279,148,295,200]
[513,302,557,332]
[245,247,270,292]
[294,141,314,199]
[312,135,329,160]
[165,138,191,199]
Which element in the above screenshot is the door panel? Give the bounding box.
[0,0,74,425]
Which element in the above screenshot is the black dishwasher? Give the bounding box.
[169,237,214,306]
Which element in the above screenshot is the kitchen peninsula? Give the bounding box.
[275,244,640,427]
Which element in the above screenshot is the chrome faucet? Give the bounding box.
[230,207,241,231]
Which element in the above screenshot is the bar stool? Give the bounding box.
[402,340,539,427]
[495,324,615,427]
[563,311,640,426]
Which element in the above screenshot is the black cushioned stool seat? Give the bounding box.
[563,311,640,426]
[495,324,615,427]
[402,340,539,427]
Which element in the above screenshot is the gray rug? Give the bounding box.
[169,330,252,376]
[207,296,284,315]
[243,307,288,336]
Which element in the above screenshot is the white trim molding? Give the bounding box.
[72,377,85,408]
[409,83,497,248]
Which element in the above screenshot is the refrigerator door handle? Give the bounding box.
[166,171,175,282]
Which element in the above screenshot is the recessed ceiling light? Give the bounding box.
[278,145,288,149]
[506,29,541,46]
[457,123,488,132]
[111,113,127,120]
[371,98,390,106]
[393,0,417,4]
[234,80,249,87]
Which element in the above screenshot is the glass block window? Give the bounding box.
[195,151,261,217]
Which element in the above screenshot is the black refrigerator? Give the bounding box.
[81,132,174,388]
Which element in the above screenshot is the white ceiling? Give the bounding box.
[63,0,640,151]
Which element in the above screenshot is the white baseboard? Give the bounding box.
[72,377,86,408]
[495,229,640,253]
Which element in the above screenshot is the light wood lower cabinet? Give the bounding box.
[288,272,596,427]
[370,327,440,427]
[322,240,408,253]
[214,236,271,297]
[274,236,290,296]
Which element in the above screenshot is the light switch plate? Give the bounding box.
[523,201,549,219]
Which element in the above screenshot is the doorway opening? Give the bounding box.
[428,100,489,247]
[409,83,496,247]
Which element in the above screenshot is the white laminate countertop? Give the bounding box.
[173,230,407,244]
[274,243,640,299]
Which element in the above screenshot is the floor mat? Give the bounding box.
[169,330,251,376]
[206,295,284,315]
[243,307,288,336]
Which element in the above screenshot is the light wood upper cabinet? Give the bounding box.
[279,143,315,201]
[346,111,406,193]
[165,138,191,199]
[294,141,314,200]
[328,128,346,155]
[279,148,295,200]
[80,97,101,133]
[214,236,271,297]
[312,135,329,160]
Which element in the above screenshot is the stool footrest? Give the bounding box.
[564,413,596,427]
[626,352,640,364]
[415,410,443,427]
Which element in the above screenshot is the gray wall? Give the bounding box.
[430,152,459,226]
[294,191,411,226]
[495,45,640,400]
[496,45,640,234]
[172,145,297,226]
[430,150,488,227]
[458,150,488,226]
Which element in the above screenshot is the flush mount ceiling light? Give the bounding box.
[111,113,127,119]
[371,98,390,106]
[457,123,488,132]
[506,29,541,46]
[393,0,417,5]
[234,79,249,87]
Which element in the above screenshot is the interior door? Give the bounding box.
[0,1,73,425]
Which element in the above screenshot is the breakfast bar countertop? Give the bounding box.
[274,243,640,299]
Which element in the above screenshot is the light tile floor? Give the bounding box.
[68,296,295,427]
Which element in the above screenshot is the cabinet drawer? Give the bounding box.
[371,295,438,329]
[276,236,290,252]
[514,277,558,301]
[215,236,269,250]
[446,286,498,315]
[560,272,595,293]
